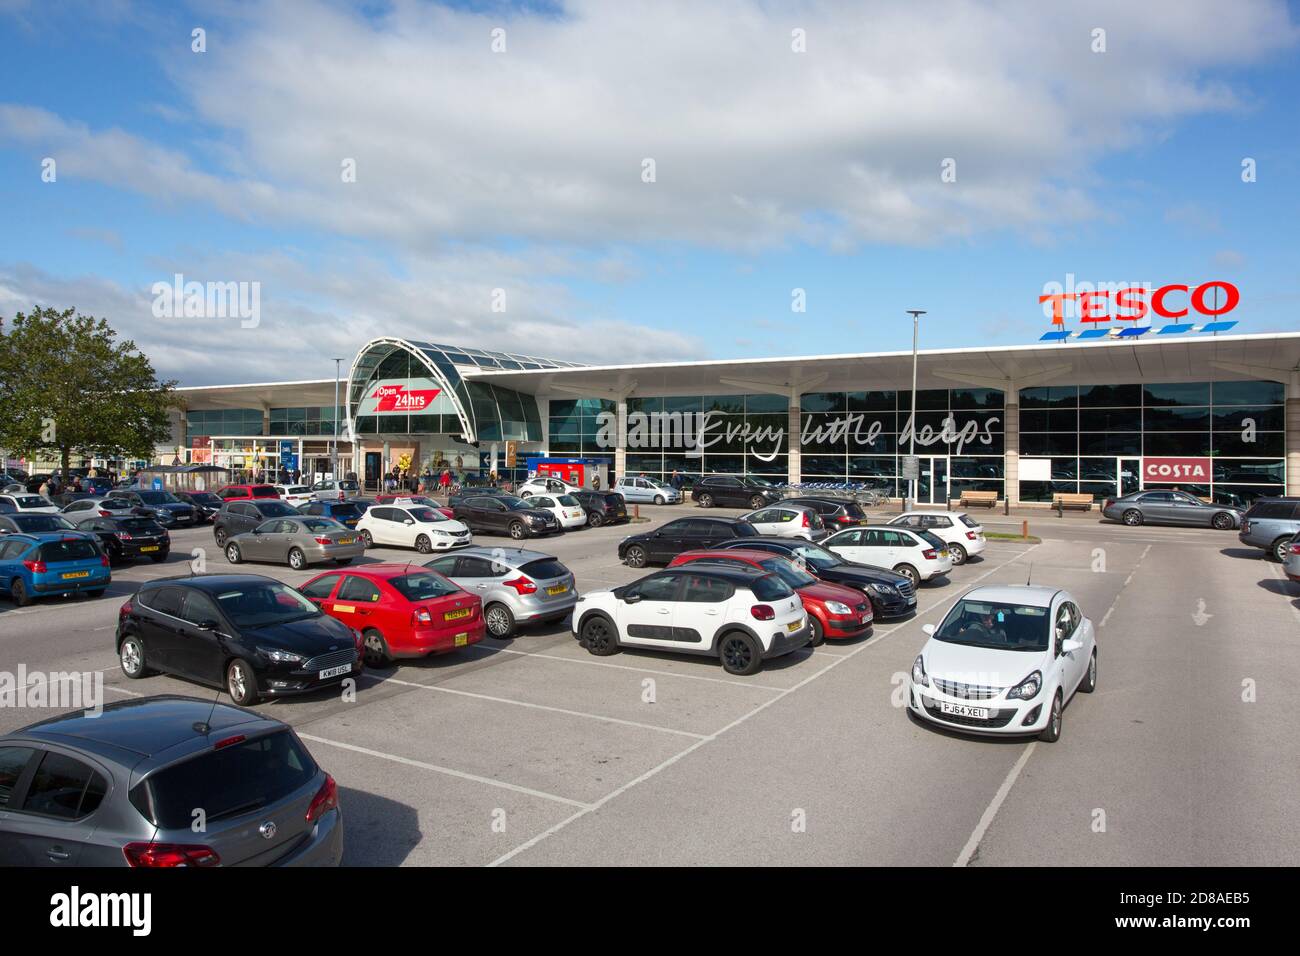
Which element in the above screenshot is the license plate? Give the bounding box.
[337,537,355,545]
[61,570,90,579]
[140,545,159,552]
[616,510,626,516]
[940,701,989,719]
[319,663,352,679]
[546,583,569,595]
[444,607,471,621]
[786,620,801,632]
[454,633,468,647]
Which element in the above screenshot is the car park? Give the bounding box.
[690,475,784,510]
[302,564,485,665]
[0,532,110,605]
[69,515,170,564]
[908,585,1097,742]
[570,489,629,527]
[116,574,363,705]
[823,526,952,587]
[424,547,578,638]
[780,496,871,528]
[887,510,986,565]
[712,536,917,618]
[175,490,224,523]
[573,563,810,675]
[523,493,589,529]
[738,503,829,541]
[297,498,371,528]
[108,490,198,527]
[452,494,561,539]
[213,499,303,545]
[517,476,584,498]
[356,504,472,552]
[309,478,362,501]
[274,484,316,507]
[669,549,872,646]
[1236,497,1300,561]
[0,513,79,536]
[1101,489,1241,529]
[216,483,282,502]
[224,516,365,569]
[0,695,343,867]
[0,492,59,515]
[617,516,758,568]
[614,476,681,505]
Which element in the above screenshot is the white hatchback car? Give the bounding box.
[356,503,472,553]
[0,493,59,515]
[274,485,315,507]
[887,510,986,565]
[739,504,829,542]
[517,476,583,498]
[524,494,588,529]
[908,585,1097,742]
[573,563,810,675]
[823,525,951,587]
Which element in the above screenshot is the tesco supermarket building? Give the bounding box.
[170,330,1300,507]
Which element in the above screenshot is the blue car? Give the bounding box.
[0,532,110,606]
[297,498,371,529]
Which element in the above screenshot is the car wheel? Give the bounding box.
[508,521,526,540]
[362,628,393,667]
[580,615,619,656]
[226,659,259,706]
[288,548,307,570]
[807,616,825,648]
[948,543,968,566]
[119,634,150,678]
[893,564,920,588]
[10,577,31,607]
[1211,512,1234,531]
[1121,509,1143,526]
[749,494,766,510]
[214,528,228,546]
[587,511,604,528]
[624,544,647,568]
[698,492,714,508]
[484,602,516,638]
[1273,537,1292,562]
[415,534,433,554]
[1080,649,1097,693]
[360,529,373,548]
[719,631,762,676]
[1038,691,1062,742]
[654,494,665,505]
[225,542,242,564]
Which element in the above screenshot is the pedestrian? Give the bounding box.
[592,473,601,491]
[38,479,50,498]
[671,469,682,490]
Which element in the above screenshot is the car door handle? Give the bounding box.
[47,847,70,861]
[657,608,670,614]
[704,609,719,615]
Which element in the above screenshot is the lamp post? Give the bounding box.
[332,358,343,483]
[905,310,926,510]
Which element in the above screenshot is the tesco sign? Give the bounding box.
[1143,457,1211,483]
[1040,281,1239,326]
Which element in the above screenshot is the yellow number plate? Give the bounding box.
[546,583,569,595]
[337,537,355,545]
[786,620,801,632]
[454,633,469,646]
[140,546,159,553]
[444,608,471,621]
[62,571,90,579]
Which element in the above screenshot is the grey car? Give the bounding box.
[1282,532,1300,580]
[423,546,578,638]
[1101,489,1241,530]
[309,478,362,501]
[0,695,342,867]
[213,498,303,545]
[224,516,365,570]
[61,495,151,521]
[1237,497,1300,561]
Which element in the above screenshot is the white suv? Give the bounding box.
[887,510,986,565]
[572,564,810,675]
[356,504,472,553]
[823,525,952,587]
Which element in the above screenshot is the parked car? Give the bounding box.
[738,503,829,542]
[670,549,872,646]
[355,504,472,553]
[0,492,59,515]
[297,498,371,528]
[423,547,578,638]
[108,490,198,527]
[309,479,362,501]
[0,695,343,866]
[573,563,810,675]
[614,476,681,505]
[0,532,110,605]
[908,585,1097,742]
[690,475,783,510]
[0,500,14,515]
[1283,531,1300,581]
[570,490,628,527]
[887,510,986,565]
[175,490,224,523]
[212,499,303,546]
[1237,497,1300,561]
[1101,489,1241,529]
[215,484,282,502]
[69,515,170,564]
[517,476,584,498]
[780,496,871,528]
[224,516,365,569]
[618,516,758,568]
[452,494,561,539]
[0,513,79,536]
[523,493,589,529]
[302,564,485,664]
[823,526,952,587]
[713,536,917,618]
[61,496,146,521]
[116,575,363,705]
[274,485,315,507]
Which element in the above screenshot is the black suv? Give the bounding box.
[780,496,870,528]
[690,476,783,510]
[213,499,301,545]
[571,490,629,527]
[617,516,757,567]
[452,494,561,539]
[109,490,198,527]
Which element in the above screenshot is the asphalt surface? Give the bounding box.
[0,505,1295,866]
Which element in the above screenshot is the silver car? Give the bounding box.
[614,477,682,505]
[423,546,578,638]
[224,516,366,570]
[61,495,147,520]
[1101,489,1241,529]
[309,478,362,501]
[739,503,829,541]
[1283,532,1300,581]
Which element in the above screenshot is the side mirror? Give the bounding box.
[922,623,936,636]
[1061,639,1083,654]
[404,519,415,525]
[624,593,642,604]
[196,620,218,631]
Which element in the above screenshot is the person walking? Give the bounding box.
[439,468,452,493]
[670,469,682,490]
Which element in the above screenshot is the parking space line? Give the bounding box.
[297,733,592,809]
[1099,544,1150,628]
[953,741,1037,867]
[462,644,789,691]
[378,676,708,739]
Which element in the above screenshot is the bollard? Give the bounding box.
[1022,519,1028,541]
[634,504,640,520]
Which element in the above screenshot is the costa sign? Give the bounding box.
[1041,281,1239,326]
[1143,457,1211,483]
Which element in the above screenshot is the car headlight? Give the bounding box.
[825,600,853,615]
[1006,670,1042,701]
[867,583,898,597]
[911,654,928,687]
[431,529,451,536]
[257,646,305,664]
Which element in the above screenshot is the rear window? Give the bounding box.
[958,515,981,528]
[134,730,317,829]
[10,515,74,532]
[389,572,459,601]
[250,486,280,498]
[255,501,298,517]
[13,496,47,508]
[301,518,343,532]
[1246,501,1298,520]
[36,539,100,562]
[842,502,867,519]
[520,558,568,580]
[750,573,795,601]
[329,504,362,519]
[916,530,946,549]
[731,522,758,537]
[118,518,163,533]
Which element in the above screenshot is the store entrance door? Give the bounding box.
[1119,458,1140,496]
[917,457,950,506]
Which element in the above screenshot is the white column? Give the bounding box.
[1003,383,1019,506]
[1288,372,1300,496]
[787,389,801,485]
[615,399,628,482]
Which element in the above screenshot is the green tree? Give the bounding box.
[0,306,178,479]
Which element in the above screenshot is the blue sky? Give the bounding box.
[1,0,1298,384]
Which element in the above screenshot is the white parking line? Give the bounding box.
[464,644,788,692]
[953,741,1036,867]
[1099,544,1150,628]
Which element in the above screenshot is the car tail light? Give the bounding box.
[750,604,775,621]
[98,509,113,517]
[412,607,433,626]
[116,531,133,540]
[966,531,977,540]
[1290,543,1300,555]
[922,549,937,560]
[835,515,853,524]
[801,512,810,527]
[504,576,537,595]
[313,535,332,545]
[1103,499,1114,510]
[100,554,110,567]
[306,774,339,823]
[119,598,133,619]
[123,842,221,867]
[22,559,47,573]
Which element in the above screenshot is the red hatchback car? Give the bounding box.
[669,548,873,646]
[300,563,485,666]
[216,484,281,501]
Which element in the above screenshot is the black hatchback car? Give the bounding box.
[108,490,198,527]
[69,515,170,563]
[570,490,629,527]
[618,516,757,567]
[176,490,224,523]
[690,475,784,510]
[452,494,561,539]
[116,574,363,705]
[213,499,302,545]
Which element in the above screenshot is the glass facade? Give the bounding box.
[185,408,264,441]
[269,406,338,436]
[620,394,791,482]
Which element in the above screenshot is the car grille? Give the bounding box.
[303,648,357,671]
[933,678,1003,701]
[896,579,915,599]
[923,700,1016,728]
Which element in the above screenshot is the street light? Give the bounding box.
[332,358,343,483]
[905,310,926,511]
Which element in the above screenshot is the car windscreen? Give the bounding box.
[934,600,1048,652]
[916,530,946,549]
[750,573,795,600]
[213,582,320,628]
[9,514,76,532]
[255,501,298,517]
[189,493,222,504]
[504,499,534,511]
[135,492,178,504]
[759,557,817,588]
[556,495,580,506]
[136,730,317,829]
[789,543,842,570]
[36,539,100,562]
[408,507,447,523]
[250,486,280,498]
[520,558,568,580]
[389,572,459,601]
[117,518,163,533]
[339,481,360,491]
[731,522,758,536]
[100,498,135,510]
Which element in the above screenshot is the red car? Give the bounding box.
[300,563,485,666]
[216,484,281,501]
[668,548,872,646]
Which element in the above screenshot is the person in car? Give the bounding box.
[959,609,1006,644]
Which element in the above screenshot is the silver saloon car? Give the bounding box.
[422,546,578,638]
[1101,489,1241,530]
[224,516,366,570]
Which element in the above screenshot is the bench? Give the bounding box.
[957,490,999,509]
[1052,492,1094,512]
